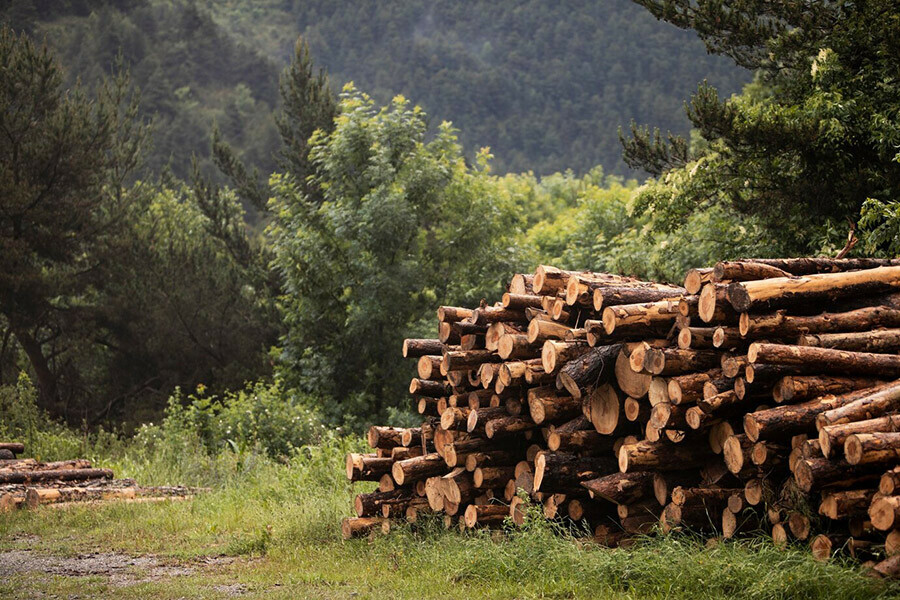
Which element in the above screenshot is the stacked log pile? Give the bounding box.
[342,259,900,577]
[0,443,203,512]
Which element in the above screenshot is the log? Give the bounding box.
[533,452,617,492]
[870,496,900,531]
[355,490,410,517]
[588,384,622,435]
[473,306,527,325]
[409,378,451,398]
[667,369,722,405]
[466,406,508,433]
[793,457,881,492]
[547,430,615,454]
[509,273,535,295]
[819,414,900,458]
[749,343,900,379]
[699,283,735,323]
[416,355,443,380]
[712,261,790,282]
[473,466,516,489]
[541,340,591,374]
[649,403,691,430]
[671,486,741,508]
[817,382,900,429]
[624,397,651,422]
[740,306,900,338]
[845,433,900,466]
[437,306,473,323]
[615,350,651,398]
[367,426,407,449]
[744,384,891,442]
[464,504,509,528]
[698,390,746,415]
[643,348,721,376]
[0,468,113,484]
[527,389,581,425]
[721,355,749,379]
[799,329,900,353]
[0,443,24,454]
[774,375,884,405]
[731,257,900,275]
[602,300,680,335]
[527,319,572,344]
[392,453,446,486]
[727,266,900,312]
[555,344,623,399]
[722,435,754,475]
[819,489,874,520]
[502,293,544,310]
[341,517,387,539]
[592,285,685,312]
[401,428,423,447]
[882,467,900,495]
[498,334,538,360]
[581,471,655,504]
[485,415,538,438]
[441,349,501,374]
[618,439,713,473]
[684,268,713,295]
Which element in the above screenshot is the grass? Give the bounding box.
[2,438,899,600]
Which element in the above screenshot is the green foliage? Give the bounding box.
[860,196,900,258]
[0,26,148,416]
[0,0,282,185]
[624,1,900,253]
[207,0,749,176]
[269,87,522,425]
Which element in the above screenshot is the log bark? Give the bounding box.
[881,467,900,495]
[441,349,501,374]
[367,426,408,449]
[624,397,651,422]
[643,348,721,376]
[473,306,528,326]
[601,300,680,335]
[819,489,874,520]
[581,471,655,504]
[555,344,622,399]
[667,369,722,405]
[541,340,591,374]
[699,283,736,323]
[615,350,651,398]
[527,388,581,425]
[437,306,473,323]
[498,334,539,360]
[355,489,410,517]
[749,343,900,378]
[592,285,685,312]
[684,268,714,295]
[739,306,900,338]
[409,378,451,398]
[799,328,900,353]
[743,385,889,442]
[819,414,900,458]
[712,260,790,282]
[464,503,509,528]
[774,375,884,405]
[502,293,544,310]
[0,468,113,484]
[547,430,615,454]
[392,453,446,486]
[509,273,534,295]
[845,432,900,467]
[484,415,538,438]
[618,439,713,473]
[533,451,617,491]
[793,456,881,492]
[341,517,387,539]
[870,496,900,531]
[0,443,24,454]
[817,382,900,429]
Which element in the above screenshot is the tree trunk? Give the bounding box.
[541,340,591,374]
[403,338,444,358]
[819,414,900,458]
[712,260,790,282]
[799,328,900,353]
[774,375,884,404]
[618,439,713,472]
[11,326,58,414]
[643,348,721,376]
[392,453,446,486]
[727,266,900,312]
[592,284,685,312]
[845,432,900,466]
[533,451,617,491]
[581,471,655,504]
[819,489,874,520]
[0,468,113,484]
[555,344,622,399]
[601,300,681,335]
[683,268,714,295]
[667,369,722,405]
[739,306,900,338]
[749,343,900,377]
[817,381,900,428]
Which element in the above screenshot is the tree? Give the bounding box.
[622,1,900,253]
[0,28,147,415]
[268,86,522,426]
